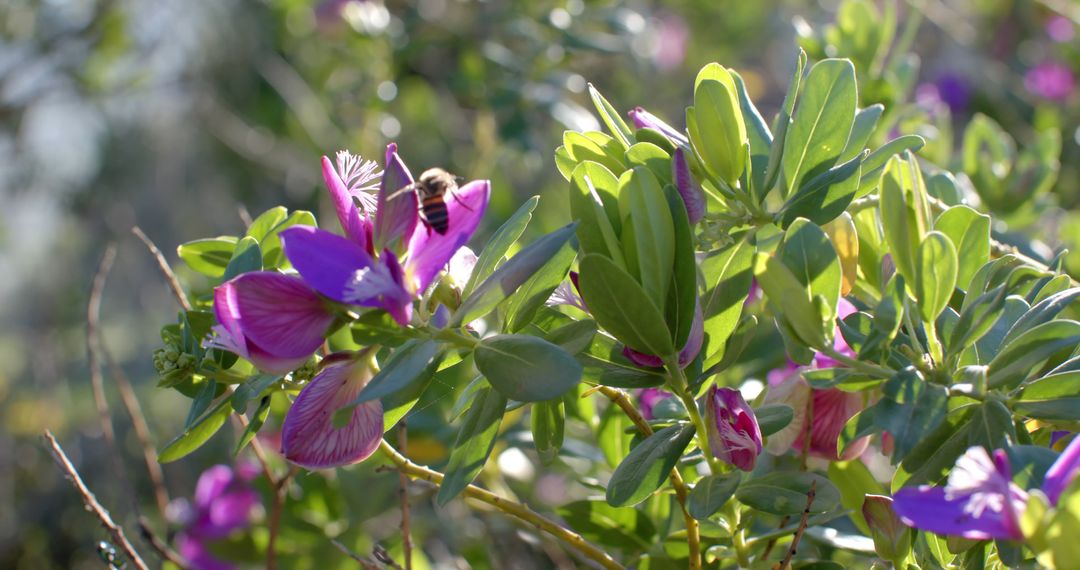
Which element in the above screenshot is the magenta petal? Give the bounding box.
[193,466,234,511]
[281,361,384,469]
[704,386,763,472]
[212,273,332,374]
[1044,435,1080,505]
[322,156,371,249]
[176,533,235,570]
[374,143,418,250]
[280,226,376,303]
[623,347,664,368]
[892,487,1022,540]
[673,148,706,224]
[405,179,490,292]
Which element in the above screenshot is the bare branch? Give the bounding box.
[43,431,150,570]
[132,226,192,311]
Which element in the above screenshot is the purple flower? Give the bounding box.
[703,386,762,471]
[638,388,673,421]
[546,271,587,312]
[627,106,690,148]
[893,437,1080,540]
[764,298,869,460]
[651,12,689,71]
[173,464,261,570]
[893,447,1028,540]
[1025,62,1076,102]
[622,302,704,369]
[1047,15,1075,43]
[281,356,384,469]
[209,273,336,374]
[321,151,379,249]
[673,148,705,224]
[282,144,491,326]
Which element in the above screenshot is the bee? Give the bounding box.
[414,168,458,235]
[386,167,465,235]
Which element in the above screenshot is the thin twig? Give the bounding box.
[238,205,254,228]
[267,466,298,570]
[373,544,406,570]
[330,539,380,569]
[774,480,817,570]
[379,440,623,570]
[398,420,413,570]
[132,226,192,311]
[596,386,700,570]
[104,346,170,517]
[138,516,188,568]
[43,431,150,570]
[87,245,120,456]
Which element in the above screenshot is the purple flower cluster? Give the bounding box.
[173,464,261,570]
[207,145,490,470]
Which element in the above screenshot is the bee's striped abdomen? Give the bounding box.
[420,195,449,234]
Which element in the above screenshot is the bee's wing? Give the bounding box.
[384,182,419,202]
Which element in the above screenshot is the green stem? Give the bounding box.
[379,440,623,570]
[819,346,895,379]
[665,359,722,474]
[726,502,751,567]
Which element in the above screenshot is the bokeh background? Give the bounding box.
[2,0,1078,567]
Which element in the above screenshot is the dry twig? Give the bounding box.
[132,226,192,311]
[774,480,817,570]
[43,431,150,570]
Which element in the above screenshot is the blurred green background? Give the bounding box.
[1,0,1077,567]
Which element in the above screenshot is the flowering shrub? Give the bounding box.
[48,5,1078,570]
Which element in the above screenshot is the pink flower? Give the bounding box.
[173,464,261,570]
[704,386,762,471]
[764,298,869,460]
[209,273,336,374]
[1025,62,1076,102]
[281,356,384,469]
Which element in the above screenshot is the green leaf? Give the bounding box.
[871,368,949,462]
[855,135,926,197]
[598,403,633,467]
[178,237,238,278]
[840,104,884,162]
[588,84,635,149]
[532,400,565,464]
[948,286,1008,356]
[688,64,747,185]
[564,131,625,175]
[464,197,538,297]
[606,423,696,507]
[231,374,280,413]
[934,206,990,291]
[475,335,583,402]
[556,500,656,551]
[222,236,262,281]
[879,155,927,288]
[915,231,958,322]
[569,161,625,266]
[554,145,575,180]
[245,207,288,242]
[778,150,865,228]
[987,320,1080,389]
[543,318,598,355]
[625,143,672,185]
[437,386,506,505]
[502,238,576,333]
[779,218,842,322]
[783,59,857,197]
[894,405,977,489]
[665,184,697,349]
[688,473,742,520]
[579,332,667,388]
[732,71,772,197]
[453,223,578,327]
[578,254,675,357]
[1016,371,1080,420]
[159,399,230,463]
[756,404,794,436]
[234,396,271,455]
[1001,288,1080,349]
[967,400,1016,451]
[828,460,884,536]
[754,252,829,348]
[381,352,445,431]
[700,237,754,367]
[761,50,808,200]
[351,340,441,405]
[617,167,675,309]
[735,472,841,515]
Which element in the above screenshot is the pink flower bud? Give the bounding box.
[704,386,762,471]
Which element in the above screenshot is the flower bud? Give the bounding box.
[862,494,912,563]
[703,386,762,471]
